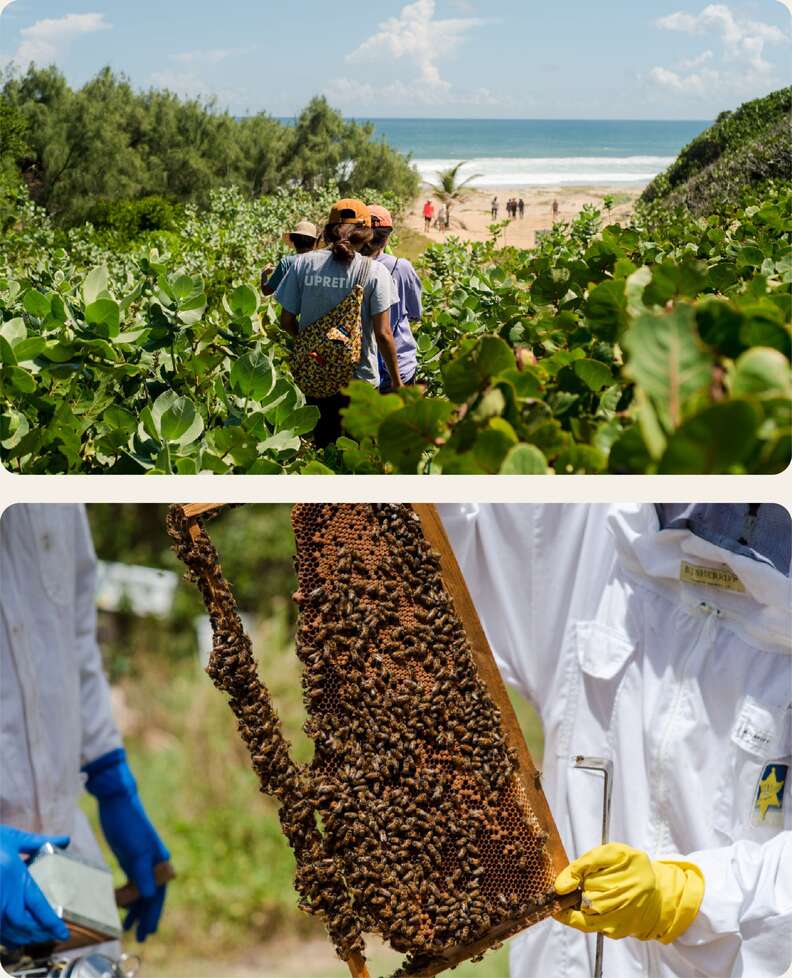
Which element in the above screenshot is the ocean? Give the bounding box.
[359,118,710,187]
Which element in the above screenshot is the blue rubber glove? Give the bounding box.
[0,826,71,948]
[82,749,169,943]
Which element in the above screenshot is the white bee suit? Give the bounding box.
[0,504,122,868]
[438,503,791,978]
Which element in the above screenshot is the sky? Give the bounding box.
[0,0,790,119]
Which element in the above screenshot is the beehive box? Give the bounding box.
[168,503,574,978]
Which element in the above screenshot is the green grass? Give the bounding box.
[392,224,433,264]
[83,610,542,976]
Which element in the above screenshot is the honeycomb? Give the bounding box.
[291,504,563,975]
[168,503,571,978]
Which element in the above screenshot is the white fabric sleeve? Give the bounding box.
[673,832,792,978]
[74,506,122,766]
[438,504,598,709]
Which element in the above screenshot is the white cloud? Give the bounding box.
[345,0,489,91]
[12,12,110,65]
[326,0,499,111]
[148,69,247,108]
[656,4,786,72]
[678,49,714,70]
[648,64,720,94]
[650,3,789,100]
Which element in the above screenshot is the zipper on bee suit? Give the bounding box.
[651,601,720,857]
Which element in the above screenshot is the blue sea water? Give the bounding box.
[356,118,710,187]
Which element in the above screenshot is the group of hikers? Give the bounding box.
[260,198,422,450]
[422,199,450,232]
[491,196,525,220]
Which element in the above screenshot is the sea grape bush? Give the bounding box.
[1,183,789,474]
[338,183,791,474]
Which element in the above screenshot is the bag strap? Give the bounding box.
[354,255,372,291]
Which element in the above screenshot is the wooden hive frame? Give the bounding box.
[169,503,575,978]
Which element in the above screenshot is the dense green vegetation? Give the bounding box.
[83,504,537,975]
[1,87,789,475]
[0,66,418,225]
[641,87,792,215]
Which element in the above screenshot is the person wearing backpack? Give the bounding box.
[364,204,422,392]
[274,199,401,448]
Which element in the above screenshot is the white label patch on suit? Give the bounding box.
[680,560,746,593]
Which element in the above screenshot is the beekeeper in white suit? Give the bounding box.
[0,504,169,951]
[439,503,791,978]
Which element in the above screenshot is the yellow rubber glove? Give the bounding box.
[554,843,704,944]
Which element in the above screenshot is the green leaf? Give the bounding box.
[301,460,335,474]
[7,366,36,393]
[608,425,652,474]
[583,280,627,341]
[247,459,285,474]
[623,304,712,430]
[0,318,26,347]
[230,349,276,401]
[379,400,454,472]
[177,292,207,326]
[23,289,51,319]
[695,299,744,359]
[442,335,515,403]
[160,396,204,446]
[573,358,612,391]
[103,405,137,433]
[85,298,121,336]
[257,430,301,455]
[731,347,791,397]
[499,444,549,474]
[658,401,760,474]
[227,284,258,317]
[171,274,197,301]
[278,404,319,436]
[14,337,46,362]
[1,408,30,450]
[495,367,542,399]
[341,381,403,441]
[83,265,109,304]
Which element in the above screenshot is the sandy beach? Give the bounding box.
[404,185,644,249]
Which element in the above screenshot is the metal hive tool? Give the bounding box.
[168,503,575,978]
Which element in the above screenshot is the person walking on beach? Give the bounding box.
[422,199,435,232]
[274,199,401,448]
[518,198,525,219]
[261,220,318,296]
[364,204,423,393]
[491,196,499,220]
[552,198,560,223]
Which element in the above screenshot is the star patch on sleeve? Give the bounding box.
[755,764,788,823]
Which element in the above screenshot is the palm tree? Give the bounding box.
[429,161,481,231]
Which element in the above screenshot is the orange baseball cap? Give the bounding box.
[369,204,394,229]
[327,198,371,227]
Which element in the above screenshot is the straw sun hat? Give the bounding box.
[282,220,318,245]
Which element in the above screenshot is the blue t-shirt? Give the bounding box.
[266,253,298,293]
[275,250,396,386]
[376,254,422,389]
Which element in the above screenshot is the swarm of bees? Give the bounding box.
[168,503,561,978]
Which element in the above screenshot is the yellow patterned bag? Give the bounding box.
[290,257,372,399]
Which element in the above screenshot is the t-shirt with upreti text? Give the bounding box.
[275,250,396,387]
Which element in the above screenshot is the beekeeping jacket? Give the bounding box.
[0,504,122,868]
[439,503,791,978]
